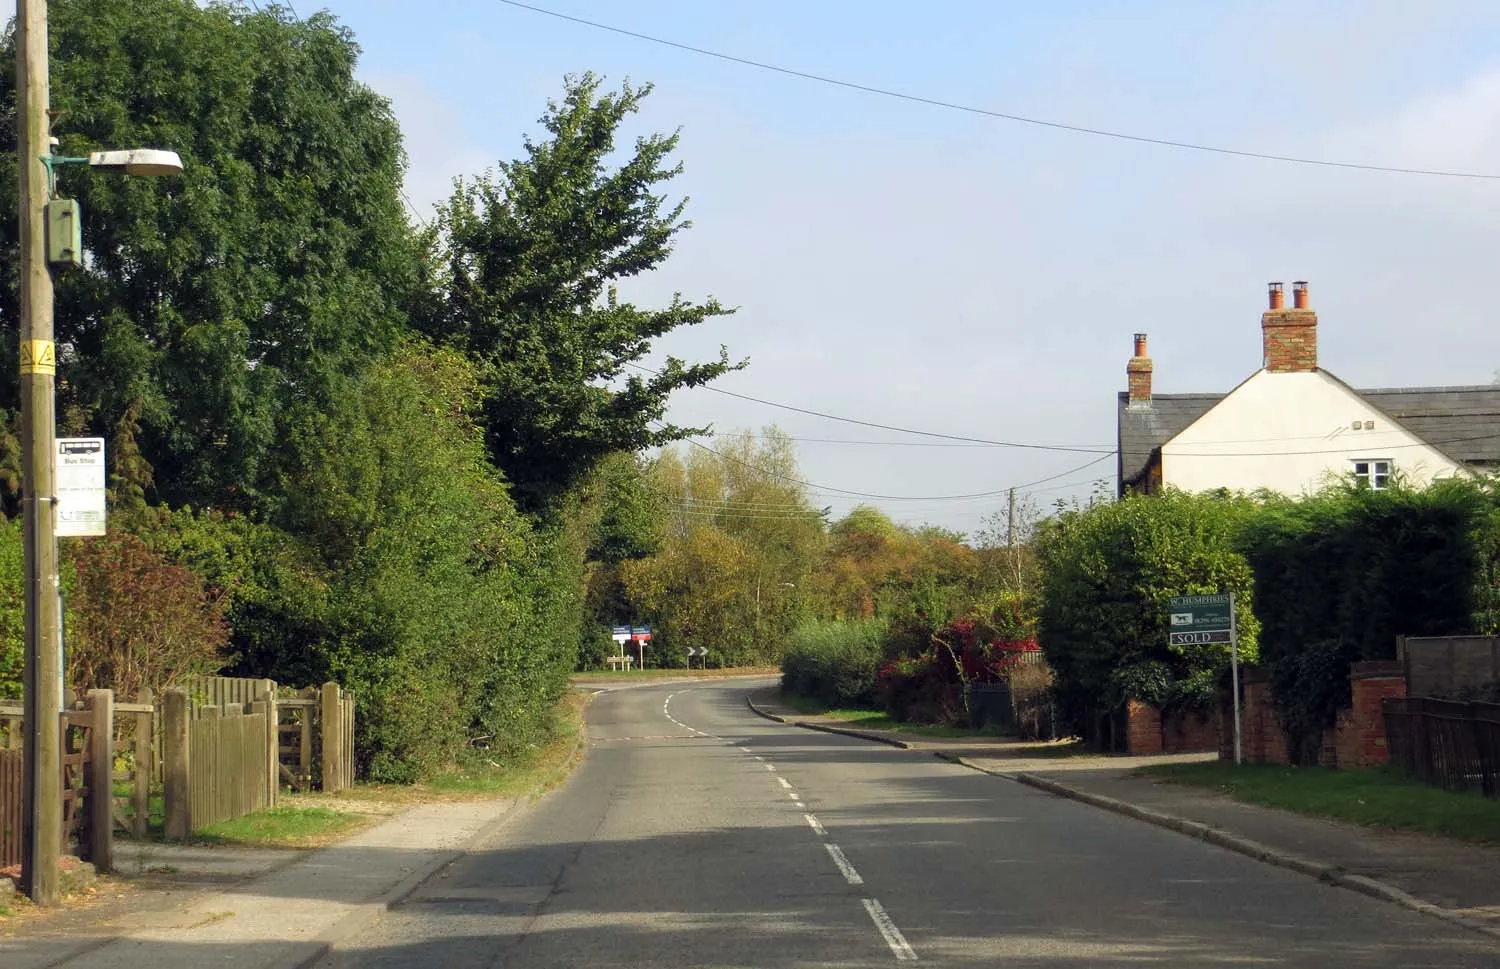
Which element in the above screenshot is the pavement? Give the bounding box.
[747,685,1500,941]
[0,786,536,969]
[4,678,1495,967]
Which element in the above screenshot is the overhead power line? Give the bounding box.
[635,364,1500,458]
[494,0,1500,181]
[675,429,1115,502]
[628,363,1111,453]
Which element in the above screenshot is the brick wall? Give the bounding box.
[1125,700,1218,754]
[1332,661,1406,768]
[1228,662,1405,768]
[1126,699,1162,754]
[1234,674,1289,765]
[1163,710,1217,753]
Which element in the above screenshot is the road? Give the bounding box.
[317,680,1492,968]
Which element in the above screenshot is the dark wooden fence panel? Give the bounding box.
[1384,697,1500,797]
[0,747,21,868]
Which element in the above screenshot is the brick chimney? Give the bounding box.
[1126,332,1153,406]
[1262,280,1316,372]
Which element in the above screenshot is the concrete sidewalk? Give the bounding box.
[1,796,529,969]
[749,686,1500,943]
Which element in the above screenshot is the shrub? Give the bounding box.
[876,617,1037,724]
[0,520,24,697]
[1243,481,1489,762]
[65,531,232,699]
[1035,490,1258,745]
[780,619,887,707]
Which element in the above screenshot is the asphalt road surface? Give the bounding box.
[317,680,1494,968]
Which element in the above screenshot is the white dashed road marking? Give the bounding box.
[863,898,918,961]
[825,844,864,885]
[660,687,919,961]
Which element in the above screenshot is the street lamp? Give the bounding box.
[17,0,183,906]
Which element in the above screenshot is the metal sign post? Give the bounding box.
[1167,593,1241,765]
[1230,597,1242,765]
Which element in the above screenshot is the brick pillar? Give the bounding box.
[1339,660,1406,768]
[1126,699,1163,755]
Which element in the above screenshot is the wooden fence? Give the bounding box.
[1384,696,1500,798]
[0,692,112,872]
[182,699,271,831]
[2,677,355,854]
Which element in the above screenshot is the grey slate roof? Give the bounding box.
[1359,385,1500,465]
[1116,393,1222,493]
[1116,380,1500,495]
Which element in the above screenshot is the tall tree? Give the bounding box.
[420,73,739,511]
[0,0,418,508]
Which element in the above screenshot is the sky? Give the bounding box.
[24,0,1500,536]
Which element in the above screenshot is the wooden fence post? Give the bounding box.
[320,682,341,793]
[86,689,113,873]
[261,679,278,806]
[132,688,152,840]
[163,689,190,840]
[298,687,314,791]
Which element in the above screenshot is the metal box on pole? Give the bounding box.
[44,198,81,269]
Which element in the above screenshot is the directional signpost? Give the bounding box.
[1168,593,1242,764]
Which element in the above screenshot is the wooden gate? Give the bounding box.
[186,704,270,830]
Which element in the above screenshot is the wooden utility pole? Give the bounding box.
[17,0,62,906]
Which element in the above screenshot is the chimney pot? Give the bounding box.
[1133,333,1148,357]
[1293,280,1309,309]
[1268,281,1284,310]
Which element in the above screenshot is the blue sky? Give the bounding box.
[31,1,1500,534]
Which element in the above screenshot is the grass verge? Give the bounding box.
[195,806,368,848]
[301,689,589,811]
[777,690,1012,739]
[1142,761,1500,844]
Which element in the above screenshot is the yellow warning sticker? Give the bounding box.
[19,339,55,376]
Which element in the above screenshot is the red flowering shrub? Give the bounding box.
[876,616,1041,724]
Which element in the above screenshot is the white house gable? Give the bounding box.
[1161,370,1463,495]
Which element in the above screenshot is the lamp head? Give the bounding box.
[87,149,183,177]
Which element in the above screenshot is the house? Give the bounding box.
[1118,281,1500,497]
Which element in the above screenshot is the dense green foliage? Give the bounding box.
[0,4,739,782]
[0,0,417,509]
[1243,482,1492,762]
[1034,490,1259,746]
[779,619,887,708]
[418,73,739,511]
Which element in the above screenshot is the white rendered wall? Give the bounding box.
[1161,370,1463,495]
